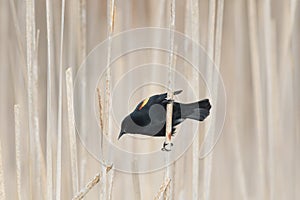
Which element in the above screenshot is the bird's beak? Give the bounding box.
[118,131,125,140]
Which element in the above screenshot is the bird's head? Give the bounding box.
[118,115,130,140]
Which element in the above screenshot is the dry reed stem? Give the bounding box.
[66,68,79,194]
[36,28,47,200]
[247,0,266,198]
[100,0,115,199]
[56,0,66,199]
[163,1,176,199]
[108,169,114,200]
[34,29,46,188]
[9,0,27,85]
[77,0,87,188]
[205,0,224,199]
[26,0,46,198]
[260,0,275,198]
[214,0,224,68]
[101,0,116,199]
[165,0,176,146]
[0,120,5,200]
[154,178,171,200]
[279,0,297,78]
[132,159,141,200]
[203,0,216,199]
[45,0,54,198]
[270,20,281,199]
[72,165,112,200]
[205,0,216,84]
[187,0,201,198]
[233,1,248,198]
[14,105,22,200]
[78,0,87,64]
[25,0,35,197]
[72,173,101,200]
[233,127,247,199]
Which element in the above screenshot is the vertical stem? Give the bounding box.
[188,0,201,199]
[26,0,45,198]
[73,173,102,200]
[46,0,54,198]
[9,0,27,85]
[214,0,224,69]
[66,68,79,195]
[78,0,87,189]
[164,0,176,149]
[164,1,176,199]
[101,0,115,199]
[203,0,216,199]
[261,0,276,198]
[233,1,247,198]
[14,105,21,200]
[56,0,66,199]
[154,178,171,200]
[132,159,141,200]
[0,131,5,200]
[25,0,35,198]
[247,0,266,198]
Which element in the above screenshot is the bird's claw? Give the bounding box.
[161,141,173,151]
[162,99,174,104]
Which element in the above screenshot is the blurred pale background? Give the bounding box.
[0,0,299,199]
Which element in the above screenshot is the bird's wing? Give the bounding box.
[134,90,183,111]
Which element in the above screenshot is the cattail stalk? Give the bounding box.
[164,1,176,199]
[184,0,201,199]
[154,178,171,200]
[9,0,27,84]
[101,0,116,199]
[202,0,216,199]
[14,105,21,200]
[0,116,5,200]
[26,0,46,198]
[165,0,176,147]
[260,0,275,198]
[78,0,87,188]
[46,0,54,198]
[73,173,102,200]
[73,165,112,200]
[247,0,266,198]
[233,1,247,198]
[56,0,66,199]
[66,68,79,195]
[132,159,141,200]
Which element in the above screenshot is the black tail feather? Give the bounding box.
[182,99,211,121]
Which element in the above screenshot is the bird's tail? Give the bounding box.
[181,99,211,121]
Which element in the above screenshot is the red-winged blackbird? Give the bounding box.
[118,90,211,142]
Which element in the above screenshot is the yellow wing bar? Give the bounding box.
[138,97,150,110]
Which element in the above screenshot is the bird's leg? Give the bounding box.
[161,141,173,151]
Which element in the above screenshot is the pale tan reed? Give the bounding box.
[26,0,46,198]
[164,2,176,199]
[45,0,54,198]
[154,178,171,200]
[73,165,112,200]
[14,105,21,200]
[0,118,5,199]
[247,0,267,198]
[66,68,79,195]
[202,0,216,199]
[56,0,66,199]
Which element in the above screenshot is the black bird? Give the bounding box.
[118,90,211,144]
